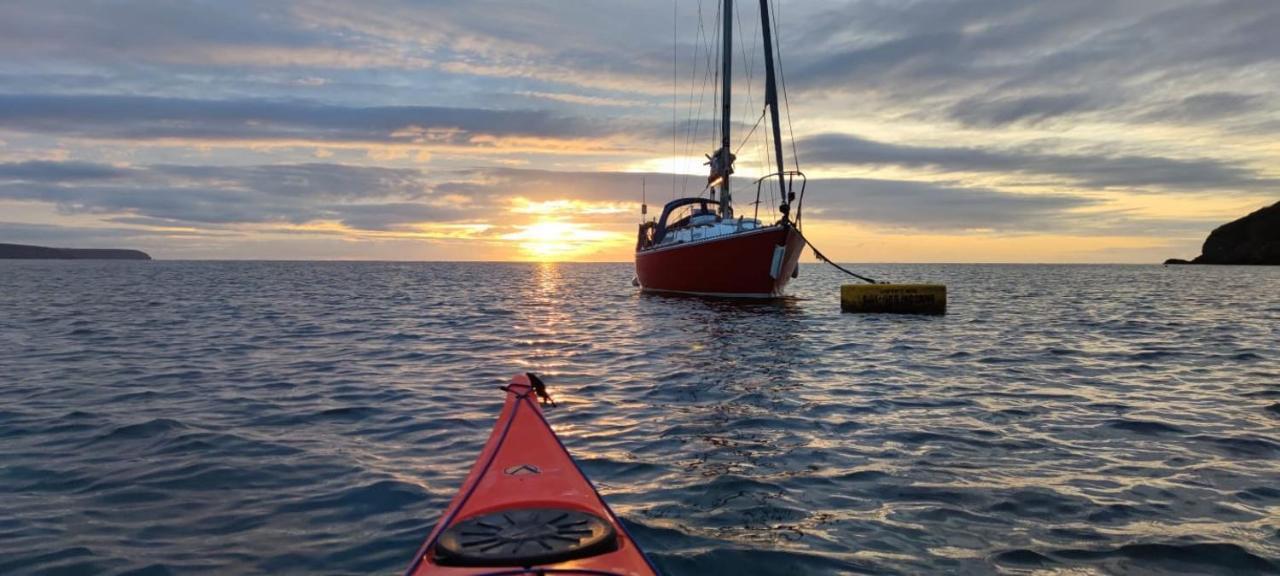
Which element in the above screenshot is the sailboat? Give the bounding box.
[635,0,807,298]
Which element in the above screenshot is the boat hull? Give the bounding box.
[404,374,658,575]
[635,224,805,297]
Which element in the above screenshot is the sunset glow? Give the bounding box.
[510,198,631,217]
[501,221,624,261]
[0,1,1276,262]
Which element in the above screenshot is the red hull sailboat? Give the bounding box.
[635,0,807,298]
[636,202,806,297]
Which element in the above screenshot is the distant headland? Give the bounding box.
[0,242,152,260]
[1165,201,1280,265]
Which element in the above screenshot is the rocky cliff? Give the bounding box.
[1165,201,1280,265]
[0,243,152,260]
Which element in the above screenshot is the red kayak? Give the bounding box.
[404,374,660,576]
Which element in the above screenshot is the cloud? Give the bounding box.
[147,164,427,200]
[437,168,1112,233]
[0,161,132,182]
[804,178,1096,231]
[0,94,617,148]
[2,0,1278,262]
[1,161,1232,257]
[0,162,663,234]
[0,0,675,98]
[1135,92,1266,124]
[0,162,461,229]
[327,203,474,231]
[2,160,1092,234]
[0,162,661,232]
[798,133,1276,191]
[436,168,656,205]
[0,0,418,70]
[786,0,1280,133]
[803,177,1229,238]
[947,93,1105,127]
[515,91,648,108]
[0,221,198,247]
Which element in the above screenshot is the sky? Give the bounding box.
[0,0,1277,262]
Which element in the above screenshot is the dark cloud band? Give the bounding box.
[0,94,610,145]
[0,161,1206,236]
[798,133,1275,191]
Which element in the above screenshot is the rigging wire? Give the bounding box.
[740,0,774,216]
[672,0,678,201]
[710,0,722,194]
[672,0,793,214]
[680,0,716,198]
[735,2,759,170]
[770,0,801,174]
[667,1,882,285]
[764,102,776,220]
[678,0,701,199]
[734,110,765,157]
[732,0,763,187]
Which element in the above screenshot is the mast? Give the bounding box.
[718,0,734,219]
[759,0,789,220]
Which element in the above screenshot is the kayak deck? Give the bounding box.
[405,374,659,576]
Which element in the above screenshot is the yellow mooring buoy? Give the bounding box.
[841,284,947,315]
[799,233,947,315]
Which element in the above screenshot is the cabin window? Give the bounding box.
[666,205,694,228]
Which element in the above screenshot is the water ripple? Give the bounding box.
[1,261,1278,574]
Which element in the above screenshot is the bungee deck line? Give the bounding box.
[404,376,660,576]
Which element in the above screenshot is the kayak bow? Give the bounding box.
[405,373,659,576]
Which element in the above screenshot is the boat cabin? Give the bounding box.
[637,197,760,251]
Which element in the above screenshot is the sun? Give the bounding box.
[502,220,622,261]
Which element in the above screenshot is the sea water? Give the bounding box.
[1,261,1277,575]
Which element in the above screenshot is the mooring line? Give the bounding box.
[798,231,882,285]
